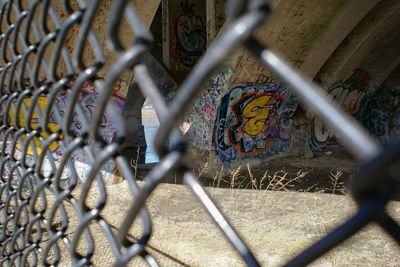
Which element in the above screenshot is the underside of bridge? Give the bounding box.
[162,0,400,170]
[44,0,400,171]
[2,1,400,266]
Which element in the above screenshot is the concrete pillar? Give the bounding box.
[162,0,171,69]
[162,0,207,81]
[206,0,225,46]
[121,81,147,165]
[318,0,400,87]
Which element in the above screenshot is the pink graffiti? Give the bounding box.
[201,103,214,121]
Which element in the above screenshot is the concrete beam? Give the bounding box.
[317,0,400,86]
[234,0,352,82]
[301,0,381,78]
[337,8,400,87]
[378,63,400,90]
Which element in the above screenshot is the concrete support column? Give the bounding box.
[162,0,171,69]
[162,0,207,81]
[206,0,225,46]
[121,81,147,165]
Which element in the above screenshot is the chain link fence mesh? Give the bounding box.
[0,0,399,266]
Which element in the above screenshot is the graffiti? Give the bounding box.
[201,103,214,121]
[196,68,234,121]
[234,56,266,83]
[312,69,371,150]
[142,53,177,103]
[184,68,234,152]
[228,92,285,154]
[313,85,366,143]
[286,110,314,159]
[0,75,131,179]
[213,81,298,164]
[57,76,121,143]
[8,97,61,155]
[240,95,273,136]
[56,75,131,177]
[363,87,400,143]
[170,0,206,68]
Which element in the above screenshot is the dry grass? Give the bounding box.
[12,152,396,266]
[195,160,346,195]
[190,164,399,267]
[22,160,399,266]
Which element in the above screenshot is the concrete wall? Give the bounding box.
[12,0,400,171]
[178,0,400,167]
[47,0,400,169]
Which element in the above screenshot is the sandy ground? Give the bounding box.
[45,181,399,266]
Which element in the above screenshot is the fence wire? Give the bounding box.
[0,0,399,266]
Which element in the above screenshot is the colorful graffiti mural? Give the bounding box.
[312,69,371,151]
[0,76,130,181]
[55,75,125,144]
[184,68,234,152]
[170,0,206,70]
[213,80,298,164]
[8,97,61,155]
[363,87,400,143]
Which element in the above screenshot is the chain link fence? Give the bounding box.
[0,0,399,266]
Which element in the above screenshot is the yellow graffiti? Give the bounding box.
[8,97,61,155]
[243,95,271,136]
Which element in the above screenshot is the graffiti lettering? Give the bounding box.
[313,85,366,143]
[242,95,271,136]
[8,97,60,155]
[312,68,372,151]
[213,81,298,164]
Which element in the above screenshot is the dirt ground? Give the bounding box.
[198,151,361,194]
[49,181,399,266]
[92,109,400,266]
[137,150,360,196]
